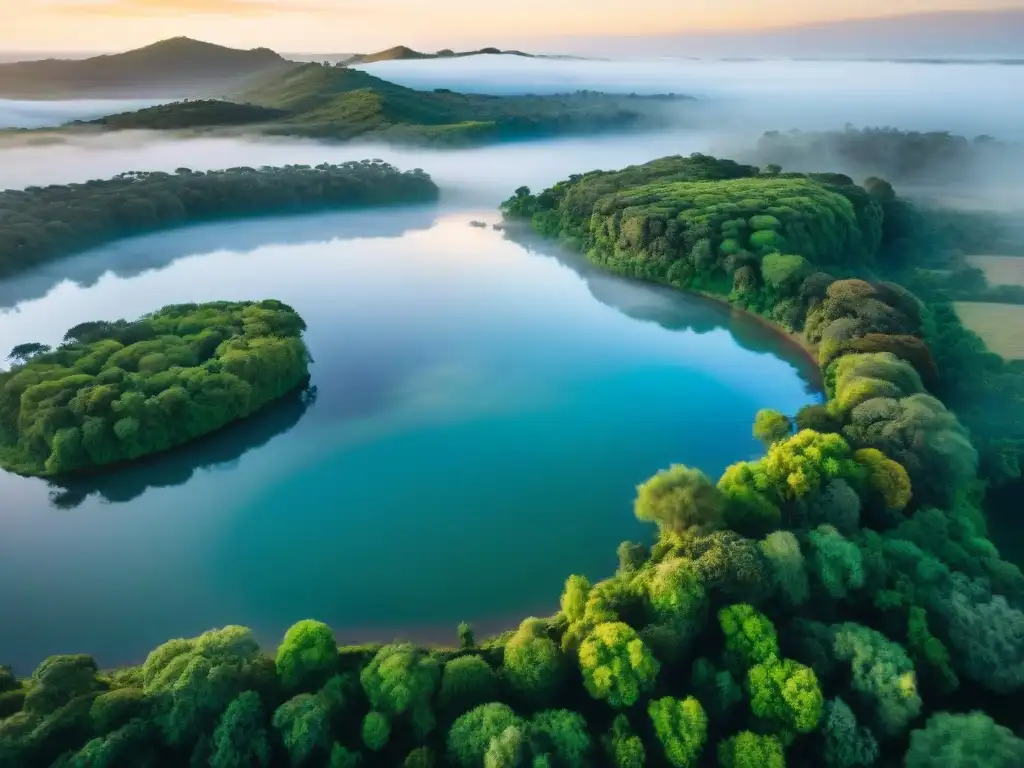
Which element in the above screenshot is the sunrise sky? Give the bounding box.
[3,0,1021,53]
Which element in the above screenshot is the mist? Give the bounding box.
[2,57,1023,214]
[0,97,167,128]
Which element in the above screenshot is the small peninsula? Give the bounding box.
[0,300,310,476]
[0,161,438,278]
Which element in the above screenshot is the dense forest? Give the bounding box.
[0,161,439,278]
[752,126,1020,185]
[0,300,310,476]
[2,157,1023,767]
[40,63,689,146]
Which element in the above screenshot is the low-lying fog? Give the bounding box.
[0,98,167,129]
[1,58,1022,209]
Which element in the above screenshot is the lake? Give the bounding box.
[0,205,820,672]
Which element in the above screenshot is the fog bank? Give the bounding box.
[0,98,167,129]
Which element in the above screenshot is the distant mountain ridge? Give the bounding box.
[0,37,291,98]
[338,45,537,66]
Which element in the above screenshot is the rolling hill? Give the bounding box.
[0,37,292,98]
[63,62,690,146]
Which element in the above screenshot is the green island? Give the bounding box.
[1,154,1023,767]
[0,161,438,278]
[0,300,310,476]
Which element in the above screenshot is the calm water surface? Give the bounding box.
[0,205,820,672]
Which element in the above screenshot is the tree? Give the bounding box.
[831,623,921,736]
[717,731,784,768]
[647,557,707,621]
[8,342,51,362]
[635,465,725,534]
[457,622,475,649]
[438,655,499,719]
[854,448,912,510]
[579,622,659,708]
[531,709,591,767]
[275,620,338,692]
[753,409,793,449]
[747,656,823,733]
[719,604,778,669]
[603,714,645,768]
[272,693,332,765]
[329,744,362,768]
[360,643,440,736]
[210,691,271,768]
[648,696,707,767]
[502,618,565,705]
[821,698,878,768]
[361,712,390,752]
[906,711,1024,768]
[447,703,526,768]
[758,531,809,606]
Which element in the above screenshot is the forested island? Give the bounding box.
[2,156,1023,767]
[0,300,309,476]
[0,161,438,278]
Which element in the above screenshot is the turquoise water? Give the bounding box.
[0,205,821,672]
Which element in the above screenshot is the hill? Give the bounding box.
[63,62,690,146]
[339,45,535,66]
[0,37,292,98]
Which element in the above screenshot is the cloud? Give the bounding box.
[51,0,355,17]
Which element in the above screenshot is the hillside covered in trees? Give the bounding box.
[50,63,689,146]
[0,160,438,278]
[0,37,292,99]
[752,126,1020,185]
[2,155,1024,766]
[0,300,310,476]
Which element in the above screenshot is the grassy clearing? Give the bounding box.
[966,255,1024,287]
[954,301,1024,360]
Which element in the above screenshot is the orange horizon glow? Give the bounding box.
[3,1,1021,53]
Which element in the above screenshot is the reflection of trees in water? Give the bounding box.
[47,384,317,509]
[0,204,440,311]
[506,228,822,394]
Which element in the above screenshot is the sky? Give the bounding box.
[1,0,1021,53]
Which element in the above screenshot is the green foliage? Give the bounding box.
[531,709,591,767]
[403,747,435,768]
[648,696,707,767]
[747,656,824,733]
[438,655,499,719]
[719,604,779,668]
[273,693,333,765]
[330,744,363,768]
[808,525,865,600]
[457,622,475,649]
[502,618,565,705]
[210,691,271,768]
[717,731,785,768]
[361,712,390,752]
[905,711,1024,768]
[831,623,921,736]
[753,409,793,448]
[906,607,958,694]
[821,698,879,768]
[447,703,526,768]
[634,464,725,534]
[0,162,439,278]
[761,253,810,292]
[0,301,311,476]
[647,557,707,622]
[360,643,440,734]
[89,688,148,736]
[276,620,338,693]
[759,531,809,605]
[24,654,103,715]
[603,714,645,768]
[578,622,659,708]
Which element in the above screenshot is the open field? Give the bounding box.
[954,301,1024,359]
[966,255,1024,287]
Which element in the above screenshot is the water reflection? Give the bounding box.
[46,385,318,509]
[0,204,440,311]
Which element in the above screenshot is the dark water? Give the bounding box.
[0,206,821,672]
